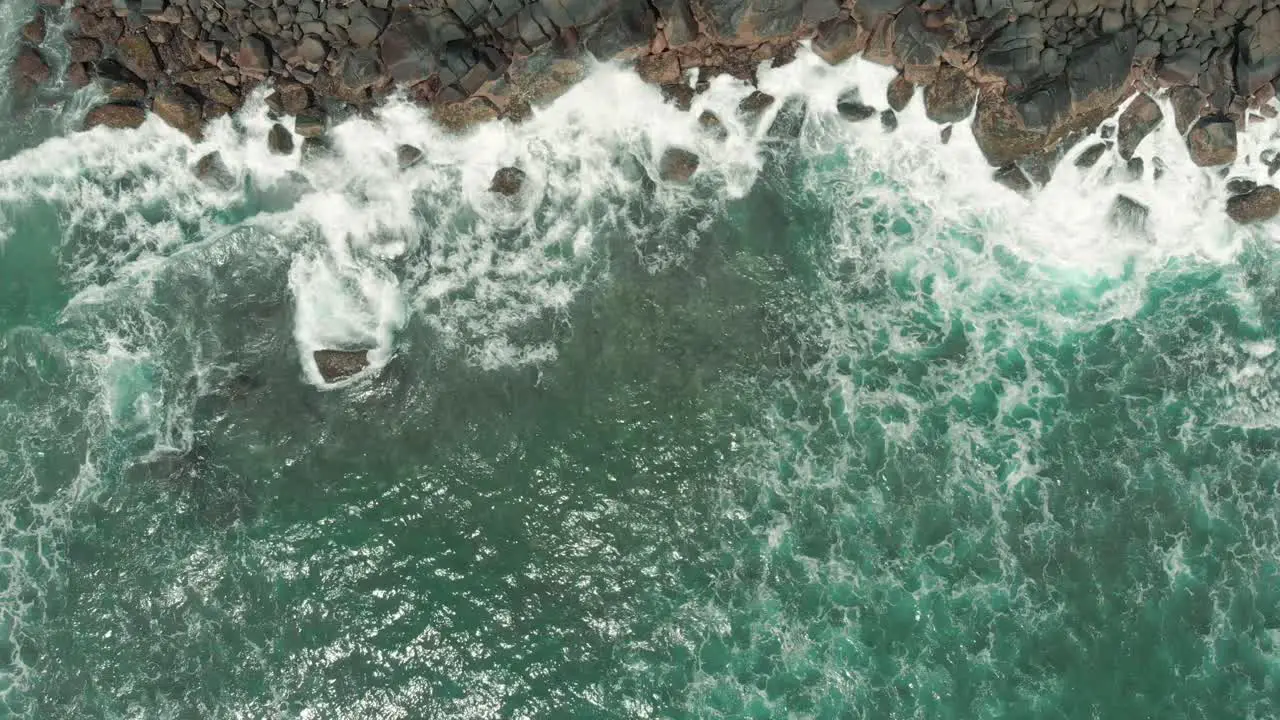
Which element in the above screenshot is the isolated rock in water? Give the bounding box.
[153,85,202,139]
[1186,116,1237,167]
[1226,185,1280,224]
[13,47,50,85]
[836,90,876,121]
[84,103,146,130]
[1109,194,1150,234]
[313,349,369,382]
[924,65,976,124]
[659,147,699,182]
[738,90,775,114]
[1116,94,1163,160]
[194,151,236,190]
[698,110,728,139]
[880,109,898,133]
[1075,142,1109,169]
[268,123,294,155]
[397,144,423,169]
[490,166,526,195]
[994,164,1032,193]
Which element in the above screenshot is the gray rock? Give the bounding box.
[767,97,807,139]
[837,93,877,121]
[295,109,325,137]
[1167,85,1205,135]
[813,17,861,65]
[1186,115,1237,166]
[313,349,369,382]
[340,48,383,90]
[1226,185,1280,223]
[1074,142,1108,168]
[1065,28,1137,109]
[268,123,294,154]
[1227,178,1258,196]
[739,90,776,114]
[658,147,699,182]
[654,0,697,46]
[881,109,898,132]
[1108,194,1149,234]
[348,16,381,47]
[994,164,1033,193]
[194,151,236,189]
[1235,10,1280,95]
[1116,93,1162,159]
[698,110,728,139]
[887,72,913,112]
[236,35,270,75]
[397,144,423,169]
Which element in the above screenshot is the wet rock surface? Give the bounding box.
[1226,185,1280,224]
[34,0,1280,224]
[658,147,700,183]
[313,349,370,383]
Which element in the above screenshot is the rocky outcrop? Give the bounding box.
[1226,185,1280,224]
[313,349,369,383]
[659,147,699,182]
[39,0,1280,224]
[490,166,526,195]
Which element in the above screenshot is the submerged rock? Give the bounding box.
[397,144,424,169]
[1108,194,1150,234]
[698,110,728,140]
[1074,142,1109,169]
[658,147,699,182]
[490,166,526,195]
[313,349,369,383]
[1226,185,1280,224]
[836,90,876,122]
[738,90,775,114]
[194,151,236,190]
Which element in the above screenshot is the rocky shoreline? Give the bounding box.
[11,0,1280,380]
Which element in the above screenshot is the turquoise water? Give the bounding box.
[2,18,1280,718]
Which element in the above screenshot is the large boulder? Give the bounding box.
[313,349,369,383]
[1108,194,1150,234]
[236,36,271,77]
[490,166,526,195]
[1064,29,1137,114]
[924,65,976,124]
[267,123,294,155]
[117,33,161,82]
[12,47,51,86]
[153,85,203,139]
[1235,9,1280,96]
[658,147,699,182]
[1186,116,1237,167]
[1116,93,1162,160]
[1226,185,1280,224]
[813,17,862,66]
[1167,85,1204,135]
[194,151,236,190]
[84,103,146,130]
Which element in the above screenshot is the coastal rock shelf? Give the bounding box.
[14,0,1280,222]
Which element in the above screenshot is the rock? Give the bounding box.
[636,53,680,85]
[202,80,239,107]
[1109,194,1149,234]
[1235,10,1280,96]
[1227,178,1258,196]
[490,166,526,195]
[836,90,876,121]
[940,125,952,144]
[994,164,1032,193]
[69,38,103,64]
[1065,29,1137,113]
[194,151,236,189]
[813,17,863,66]
[767,97,807,139]
[84,103,146,130]
[117,33,161,81]
[22,12,47,44]
[340,48,382,91]
[13,47,50,86]
[294,108,325,137]
[658,147,699,182]
[347,15,382,48]
[236,36,271,76]
[267,83,310,114]
[880,109,898,132]
[655,0,697,46]
[1167,85,1204,135]
[886,73,913,112]
[313,349,369,382]
[153,85,203,139]
[698,110,728,139]
[1116,94,1162,160]
[397,144,423,169]
[660,82,694,111]
[268,123,294,154]
[67,62,90,87]
[1186,116,1237,167]
[1226,185,1280,223]
[924,65,976,124]
[94,61,147,102]
[297,35,326,66]
[739,90,775,114]
[1074,142,1108,168]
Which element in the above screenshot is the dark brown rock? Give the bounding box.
[1186,115,1237,166]
[660,82,694,111]
[153,85,203,139]
[698,110,728,139]
[22,12,47,45]
[69,37,103,64]
[813,17,864,66]
[313,349,369,382]
[738,90,775,114]
[886,73,913,112]
[658,147,699,182]
[924,65,976,124]
[236,36,271,76]
[67,62,90,88]
[1116,94,1163,160]
[994,164,1033,193]
[1074,142,1108,168]
[267,123,294,154]
[490,166,526,195]
[13,47,51,86]
[1226,185,1280,224]
[1167,85,1205,135]
[636,52,680,85]
[84,103,146,130]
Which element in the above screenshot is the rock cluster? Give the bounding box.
[8,0,1277,224]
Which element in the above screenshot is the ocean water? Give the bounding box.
[3,8,1280,719]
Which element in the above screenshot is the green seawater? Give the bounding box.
[2,24,1279,719]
